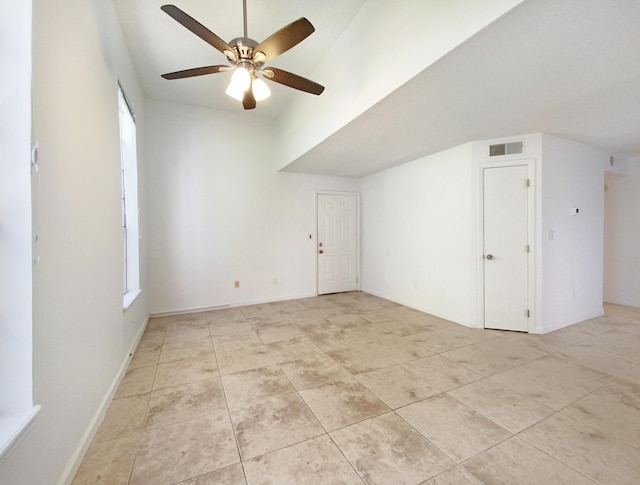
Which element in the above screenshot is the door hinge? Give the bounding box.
[526,244,530,253]
[526,309,530,318]
[526,178,531,187]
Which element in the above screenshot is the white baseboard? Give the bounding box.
[360,287,472,327]
[535,308,605,335]
[150,292,319,318]
[0,405,41,466]
[57,315,149,485]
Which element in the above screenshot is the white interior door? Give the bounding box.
[483,165,530,331]
[317,193,358,295]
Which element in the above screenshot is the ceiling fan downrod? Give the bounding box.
[242,0,248,39]
[160,3,325,110]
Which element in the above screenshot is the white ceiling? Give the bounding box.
[114,0,367,117]
[115,0,640,177]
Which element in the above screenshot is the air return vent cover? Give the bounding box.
[489,141,523,157]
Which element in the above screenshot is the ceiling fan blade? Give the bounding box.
[254,18,314,62]
[264,67,324,95]
[161,65,229,80]
[242,86,256,110]
[161,5,232,54]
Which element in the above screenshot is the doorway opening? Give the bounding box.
[316,192,360,295]
[480,160,535,332]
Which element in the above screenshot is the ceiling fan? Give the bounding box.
[160,1,325,110]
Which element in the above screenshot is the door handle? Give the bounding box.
[319,250,324,254]
[485,254,494,260]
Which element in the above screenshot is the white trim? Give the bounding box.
[57,316,148,485]
[149,292,320,318]
[315,191,361,295]
[122,288,142,311]
[0,0,34,425]
[118,84,140,299]
[360,288,472,328]
[151,303,230,318]
[477,159,536,332]
[541,308,605,335]
[0,405,41,465]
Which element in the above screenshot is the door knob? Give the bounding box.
[486,254,494,260]
[319,250,324,254]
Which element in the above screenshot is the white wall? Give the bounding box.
[539,134,608,331]
[0,0,32,418]
[361,133,612,334]
[0,0,148,483]
[472,134,610,333]
[361,143,477,325]
[472,133,542,332]
[276,0,525,171]
[145,99,360,314]
[604,156,640,307]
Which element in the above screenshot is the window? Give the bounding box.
[118,84,140,308]
[0,0,40,459]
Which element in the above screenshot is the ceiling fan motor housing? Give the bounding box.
[160,4,325,110]
[230,38,256,58]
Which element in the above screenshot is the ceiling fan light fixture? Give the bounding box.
[160,4,325,110]
[230,65,251,91]
[252,78,271,101]
[225,81,246,101]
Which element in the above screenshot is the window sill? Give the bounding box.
[0,405,41,465]
[123,289,141,311]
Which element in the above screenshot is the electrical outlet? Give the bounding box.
[234,280,240,288]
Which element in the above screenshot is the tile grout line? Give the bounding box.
[75,296,640,484]
[127,325,165,484]
[207,320,249,484]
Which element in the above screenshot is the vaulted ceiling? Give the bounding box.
[114,0,367,117]
[115,0,640,177]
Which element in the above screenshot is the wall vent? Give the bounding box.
[489,141,523,157]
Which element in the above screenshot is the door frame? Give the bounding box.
[315,191,361,295]
[477,160,536,332]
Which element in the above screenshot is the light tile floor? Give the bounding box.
[72,292,640,484]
